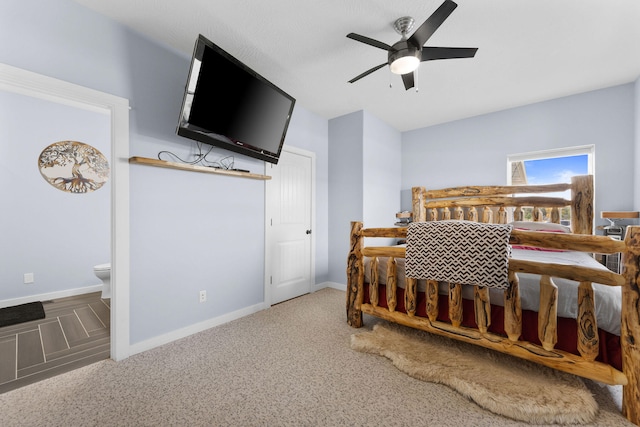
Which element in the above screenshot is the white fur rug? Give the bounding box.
[351,324,599,424]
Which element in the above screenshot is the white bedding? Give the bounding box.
[364,247,621,335]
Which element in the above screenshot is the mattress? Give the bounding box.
[363,247,621,335]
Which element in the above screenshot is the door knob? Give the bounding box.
[306,229,312,234]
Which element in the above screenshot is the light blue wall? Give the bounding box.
[1,0,329,344]
[328,111,364,283]
[401,83,637,230]
[327,110,401,284]
[363,111,402,229]
[1,0,132,104]
[0,91,110,300]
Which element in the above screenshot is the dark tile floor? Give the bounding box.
[0,292,110,394]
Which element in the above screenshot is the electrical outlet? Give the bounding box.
[199,290,207,303]
[24,273,34,284]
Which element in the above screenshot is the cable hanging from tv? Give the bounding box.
[157,141,239,170]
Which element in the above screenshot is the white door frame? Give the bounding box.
[0,63,131,361]
[264,145,316,306]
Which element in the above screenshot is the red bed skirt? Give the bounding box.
[363,285,622,371]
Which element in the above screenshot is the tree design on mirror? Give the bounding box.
[38,140,110,193]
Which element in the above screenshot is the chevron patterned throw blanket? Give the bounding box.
[405,221,513,289]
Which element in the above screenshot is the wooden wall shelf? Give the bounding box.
[129,156,271,180]
[601,211,639,219]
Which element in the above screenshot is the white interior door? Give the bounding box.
[266,148,314,304]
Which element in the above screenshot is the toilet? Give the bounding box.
[93,263,111,299]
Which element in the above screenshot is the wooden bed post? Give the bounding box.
[412,187,427,222]
[622,225,640,424]
[346,221,364,328]
[570,175,594,235]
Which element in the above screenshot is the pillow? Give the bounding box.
[510,221,571,233]
[509,221,570,252]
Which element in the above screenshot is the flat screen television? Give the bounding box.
[177,34,296,164]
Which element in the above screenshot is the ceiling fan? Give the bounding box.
[346,0,477,90]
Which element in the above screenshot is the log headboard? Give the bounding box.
[411,175,593,235]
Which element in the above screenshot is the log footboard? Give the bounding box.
[346,221,364,328]
[622,226,640,423]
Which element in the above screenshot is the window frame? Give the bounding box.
[506,145,594,223]
[506,145,595,186]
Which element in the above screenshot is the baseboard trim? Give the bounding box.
[129,302,269,357]
[311,281,325,293]
[124,283,348,358]
[0,285,103,309]
[319,281,346,292]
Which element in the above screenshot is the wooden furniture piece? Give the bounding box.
[602,211,640,220]
[129,156,271,180]
[346,175,640,425]
[600,211,639,273]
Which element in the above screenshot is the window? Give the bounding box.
[507,145,594,223]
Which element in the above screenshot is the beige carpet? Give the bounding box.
[351,324,598,424]
[0,288,633,426]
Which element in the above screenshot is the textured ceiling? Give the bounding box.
[73,0,640,132]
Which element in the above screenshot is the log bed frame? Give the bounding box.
[345,175,640,425]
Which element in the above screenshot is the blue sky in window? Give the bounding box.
[524,155,588,184]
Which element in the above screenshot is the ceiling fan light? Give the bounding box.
[390,55,420,75]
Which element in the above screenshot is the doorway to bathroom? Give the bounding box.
[0,64,130,373]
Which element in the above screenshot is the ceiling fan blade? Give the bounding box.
[408,0,458,47]
[348,63,388,84]
[347,33,392,51]
[401,72,415,90]
[421,47,478,61]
